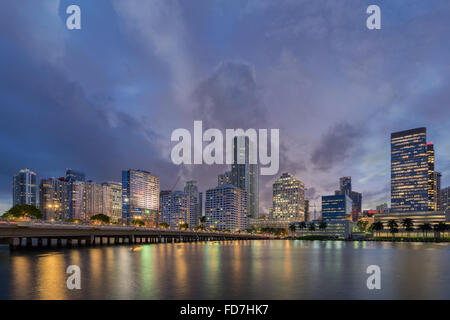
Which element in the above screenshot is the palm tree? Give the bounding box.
[289,223,296,236]
[387,220,398,240]
[319,221,327,232]
[418,223,432,240]
[372,221,384,238]
[401,218,414,238]
[308,223,316,232]
[433,222,448,240]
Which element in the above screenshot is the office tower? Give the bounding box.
[85,181,103,218]
[231,136,259,219]
[271,173,305,221]
[65,169,86,220]
[391,128,428,212]
[122,169,160,226]
[440,187,450,212]
[12,168,37,206]
[205,184,247,231]
[335,176,362,214]
[160,191,191,229]
[218,171,232,185]
[102,182,122,222]
[322,194,352,222]
[39,177,68,221]
[184,180,202,228]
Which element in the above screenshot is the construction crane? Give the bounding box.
[170,176,180,192]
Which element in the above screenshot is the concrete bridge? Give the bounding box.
[0,222,272,250]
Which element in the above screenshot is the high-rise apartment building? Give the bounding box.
[231,136,259,219]
[85,180,103,218]
[13,168,37,207]
[205,184,247,231]
[122,169,160,226]
[391,128,429,212]
[66,169,86,220]
[160,191,191,229]
[39,177,68,221]
[271,173,305,221]
[184,180,202,228]
[102,182,122,222]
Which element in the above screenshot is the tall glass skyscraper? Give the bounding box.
[102,182,122,222]
[160,191,190,229]
[391,128,429,212]
[231,136,259,219]
[13,168,37,206]
[271,173,305,221]
[335,176,362,213]
[122,169,160,226]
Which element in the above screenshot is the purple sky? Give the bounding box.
[1,0,450,214]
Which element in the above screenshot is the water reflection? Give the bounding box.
[1,241,450,299]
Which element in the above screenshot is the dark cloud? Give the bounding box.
[193,61,267,129]
[310,122,362,171]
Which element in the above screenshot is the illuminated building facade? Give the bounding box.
[102,182,122,222]
[39,177,68,221]
[85,181,103,218]
[13,168,37,207]
[271,173,305,221]
[391,128,429,212]
[122,169,160,226]
[321,194,352,222]
[66,169,86,220]
[231,136,259,219]
[205,184,247,231]
[160,191,191,229]
[184,180,202,228]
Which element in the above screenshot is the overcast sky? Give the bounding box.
[1,0,450,214]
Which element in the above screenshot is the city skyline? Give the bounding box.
[1,1,450,215]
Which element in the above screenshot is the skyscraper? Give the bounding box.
[335,176,362,214]
[102,182,122,222]
[271,173,305,221]
[205,184,247,231]
[66,169,86,220]
[12,168,37,207]
[184,180,202,228]
[122,169,160,226]
[391,128,429,212]
[39,177,68,221]
[85,180,103,218]
[231,136,259,219]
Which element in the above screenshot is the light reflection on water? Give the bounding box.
[0,240,449,300]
